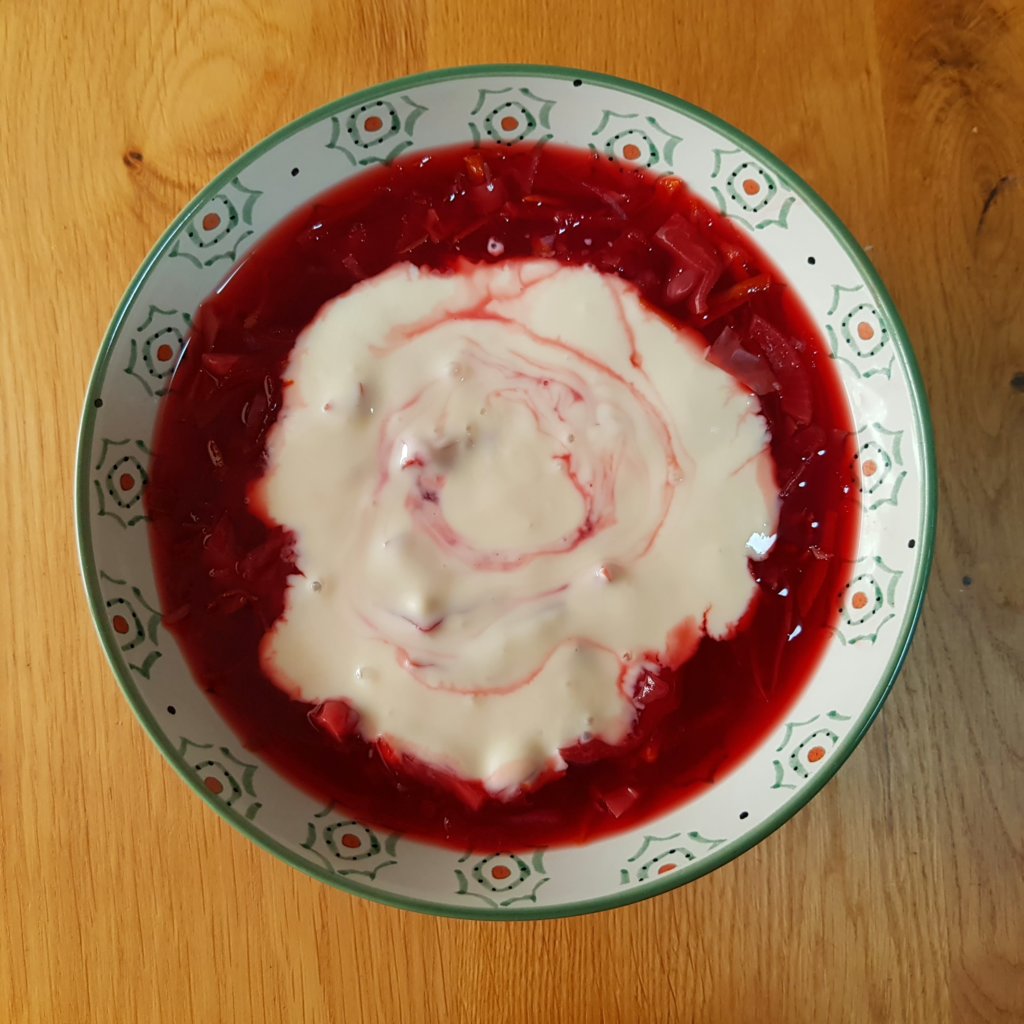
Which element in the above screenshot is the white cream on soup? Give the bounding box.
[258,260,778,793]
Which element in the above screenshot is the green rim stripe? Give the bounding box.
[74,63,937,921]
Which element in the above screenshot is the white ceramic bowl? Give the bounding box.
[76,65,935,919]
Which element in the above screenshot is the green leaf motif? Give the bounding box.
[771,758,796,791]
[775,716,822,753]
[626,833,682,863]
[129,649,162,681]
[590,108,635,137]
[685,831,727,851]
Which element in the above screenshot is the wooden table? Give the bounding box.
[2,1,1022,1021]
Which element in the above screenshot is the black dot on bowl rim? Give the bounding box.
[572,78,583,87]
[739,810,749,820]
[166,705,176,715]
[93,397,103,408]
[807,256,816,265]
[290,167,300,177]
[908,539,916,549]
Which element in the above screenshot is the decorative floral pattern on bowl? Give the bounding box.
[770,711,853,790]
[76,65,935,920]
[856,424,907,510]
[169,178,263,269]
[468,87,557,146]
[589,109,683,167]
[836,557,904,645]
[122,306,191,397]
[301,805,399,880]
[619,832,726,885]
[328,95,429,165]
[92,439,150,528]
[98,571,162,679]
[826,284,895,379]
[179,740,262,821]
[455,851,550,908]
[710,148,795,229]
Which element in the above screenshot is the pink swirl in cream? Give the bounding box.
[258,260,778,793]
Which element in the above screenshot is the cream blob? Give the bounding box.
[258,260,778,793]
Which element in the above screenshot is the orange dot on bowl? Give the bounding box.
[742,178,760,196]
[119,473,135,491]
[862,460,877,477]
[341,832,361,849]
[204,776,224,794]
[657,862,676,875]
[202,212,221,231]
[851,591,868,609]
[622,143,642,161]
[500,115,519,132]
[807,746,826,763]
[857,321,875,340]
[364,115,383,132]
[112,614,130,634]
[156,343,173,362]
[491,864,511,880]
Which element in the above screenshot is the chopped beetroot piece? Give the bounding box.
[201,353,244,377]
[596,784,640,819]
[310,700,358,741]
[653,212,723,314]
[749,316,813,424]
[468,179,508,215]
[580,180,630,219]
[706,326,779,395]
[665,266,699,304]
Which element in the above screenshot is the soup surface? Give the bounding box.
[147,143,859,848]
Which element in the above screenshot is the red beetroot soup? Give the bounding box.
[147,143,859,849]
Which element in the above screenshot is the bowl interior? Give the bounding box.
[77,65,934,919]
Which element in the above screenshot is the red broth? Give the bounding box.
[146,143,859,849]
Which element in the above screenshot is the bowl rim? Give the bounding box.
[75,62,937,920]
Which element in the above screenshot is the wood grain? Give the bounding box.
[1,1,1022,1021]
